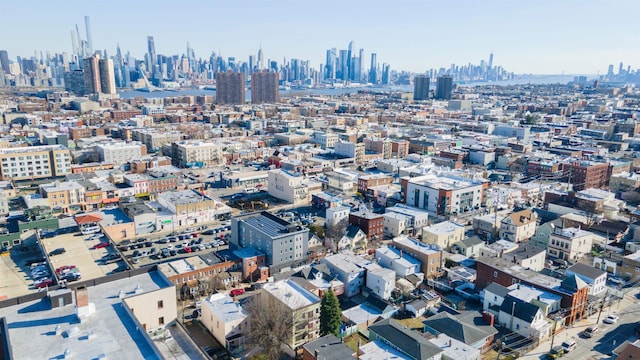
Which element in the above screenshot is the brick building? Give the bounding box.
[349,210,383,241]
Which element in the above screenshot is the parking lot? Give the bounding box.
[118,224,232,268]
[40,231,124,281]
[0,231,49,298]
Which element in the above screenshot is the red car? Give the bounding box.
[35,278,53,288]
[56,265,76,274]
[93,242,111,249]
[184,246,193,253]
[230,288,245,296]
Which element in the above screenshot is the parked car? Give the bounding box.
[561,340,577,353]
[35,278,53,288]
[582,326,599,338]
[156,238,170,244]
[92,242,111,249]
[603,315,619,324]
[230,288,245,296]
[49,248,66,256]
[102,253,120,261]
[56,265,76,274]
[609,277,625,286]
[60,272,81,282]
[547,346,564,359]
[183,246,193,253]
[132,250,140,258]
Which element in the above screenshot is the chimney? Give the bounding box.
[399,250,403,258]
[482,311,495,327]
[314,349,319,359]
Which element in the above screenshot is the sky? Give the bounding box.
[2,0,639,75]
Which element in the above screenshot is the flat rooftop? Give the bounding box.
[158,190,211,205]
[423,221,464,235]
[0,270,171,360]
[262,279,320,310]
[240,212,299,238]
[203,293,248,324]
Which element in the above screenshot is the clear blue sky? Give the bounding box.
[2,0,639,74]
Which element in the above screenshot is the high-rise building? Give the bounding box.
[84,16,93,56]
[216,72,245,105]
[251,71,279,104]
[435,75,453,100]
[147,36,156,77]
[257,46,264,70]
[0,50,9,73]
[347,41,354,81]
[83,55,101,94]
[98,58,116,94]
[63,70,86,95]
[369,53,377,84]
[413,75,430,101]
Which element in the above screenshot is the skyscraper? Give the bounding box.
[369,53,377,84]
[98,58,116,94]
[147,36,156,77]
[0,50,9,73]
[347,41,354,81]
[413,75,430,101]
[216,72,245,105]
[84,16,93,56]
[251,71,279,104]
[83,55,101,94]
[488,52,494,69]
[435,75,453,100]
[257,46,264,70]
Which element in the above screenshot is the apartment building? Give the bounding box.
[261,280,321,351]
[547,226,593,262]
[402,173,486,216]
[132,129,184,152]
[201,293,249,353]
[392,236,442,279]
[422,221,465,250]
[171,140,223,168]
[349,210,384,241]
[39,181,85,212]
[95,142,147,165]
[268,169,322,205]
[231,211,309,269]
[0,144,71,181]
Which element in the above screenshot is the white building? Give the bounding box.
[95,142,146,165]
[0,144,72,181]
[312,131,339,149]
[383,212,409,237]
[321,253,371,297]
[364,263,396,300]
[267,169,322,205]
[500,209,538,243]
[422,221,465,250]
[385,204,430,236]
[326,205,350,227]
[565,262,607,296]
[201,293,249,352]
[171,140,223,167]
[375,246,421,278]
[404,174,485,216]
[548,227,594,262]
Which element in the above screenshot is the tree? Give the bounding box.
[325,218,348,251]
[245,295,293,360]
[320,289,342,337]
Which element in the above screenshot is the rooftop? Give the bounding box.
[423,221,464,235]
[240,211,304,238]
[262,279,320,310]
[203,293,248,324]
[0,270,172,360]
[157,190,212,206]
[392,236,441,255]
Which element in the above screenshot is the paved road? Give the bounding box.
[520,292,640,360]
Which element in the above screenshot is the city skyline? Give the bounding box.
[1,0,639,75]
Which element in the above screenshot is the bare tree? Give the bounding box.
[325,218,348,251]
[245,295,294,360]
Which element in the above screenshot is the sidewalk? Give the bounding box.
[518,294,635,360]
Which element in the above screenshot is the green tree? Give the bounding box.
[320,289,342,336]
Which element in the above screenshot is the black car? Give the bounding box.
[202,230,215,235]
[49,248,66,256]
[144,241,152,248]
[60,272,81,282]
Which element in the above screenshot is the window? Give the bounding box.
[157,300,163,309]
[158,317,165,326]
[493,271,498,278]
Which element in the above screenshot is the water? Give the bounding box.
[118,75,579,99]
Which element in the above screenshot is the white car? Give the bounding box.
[603,315,619,324]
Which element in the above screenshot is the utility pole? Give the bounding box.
[549,316,562,351]
[596,288,609,325]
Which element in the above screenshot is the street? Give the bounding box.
[519,291,640,360]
